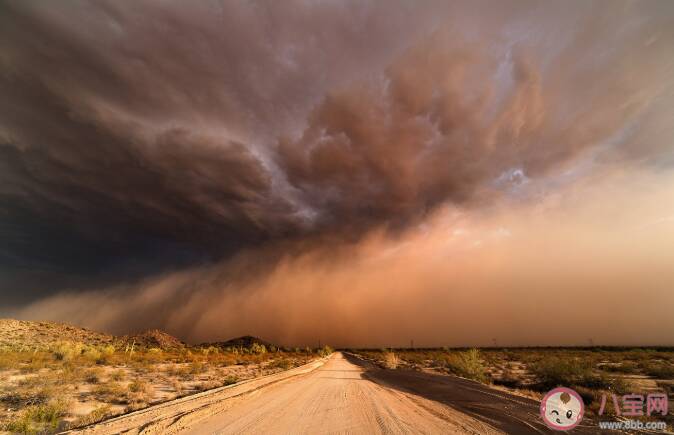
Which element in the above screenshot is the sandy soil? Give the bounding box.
[64,353,540,434]
[65,352,636,434]
[63,357,329,434]
[182,352,497,435]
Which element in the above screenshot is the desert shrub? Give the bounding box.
[82,345,102,362]
[20,355,50,373]
[129,355,155,372]
[529,357,596,389]
[383,351,400,369]
[179,366,193,379]
[444,349,488,383]
[641,362,674,379]
[601,362,639,374]
[250,343,267,354]
[201,346,219,356]
[93,382,124,402]
[1,386,52,408]
[58,363,78,384]
[216,355,237,367]
[189,360,206,374]
[140,348,166,364]
[605,375,632,394]
[53,341,83,361]
[110,369,126,381]
[318,345,333,357]
[163,364,185,377]
[73,404,112,428]
[128,379,148,393]
[269,358,293,370]
[493,367,521,388]
[223,375,239,386]
[196,380,221,391]
[398,351,425,366]
[84,368,102,384]
[5,397,70,434]
[125,379,154,409]
[0,352,21,370]
[17,375,44,389]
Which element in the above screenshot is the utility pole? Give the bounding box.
[410,339,414,349]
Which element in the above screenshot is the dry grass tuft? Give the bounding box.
[4,396,70,434]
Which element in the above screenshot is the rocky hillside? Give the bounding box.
[0,319,184,351]
[0,319,278,352]
[121,329,185,349]
[0,318,114,350]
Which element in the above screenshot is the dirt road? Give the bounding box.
[68,352,604,434]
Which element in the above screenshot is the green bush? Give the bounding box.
[250,343,267,354]
[101,345,116,356]
[52,342,83,361]
[444,349,488,383]
[73,404,112,427]
[5,397,70,434]
[82,345,102,362]
[641,362,674,379]
[269,358,293,370]
[529,357,597,389]
[223,375,239,386]
[601,362,639,374]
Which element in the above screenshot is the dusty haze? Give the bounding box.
[1,0,673,346]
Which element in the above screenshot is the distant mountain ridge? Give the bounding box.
[0,318,274,351]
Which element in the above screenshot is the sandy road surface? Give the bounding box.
[183,353,497,435]
[68,352,609,434]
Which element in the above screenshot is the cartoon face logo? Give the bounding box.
[540,387,584,430]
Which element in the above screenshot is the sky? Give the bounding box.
[1,0,673,347]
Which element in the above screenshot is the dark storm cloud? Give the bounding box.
[0,0,441,298]
[1,0,673,307]
[279,22,674,230]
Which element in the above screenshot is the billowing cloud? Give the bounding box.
[1,0,673,344]
[14,169,674,346]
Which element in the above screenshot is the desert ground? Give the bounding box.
[1,319,673,434]
[0,320,324,434]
